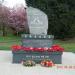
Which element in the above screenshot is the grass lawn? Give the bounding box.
[0,36,75,52]
[0,36,21,50]
[54,39,75,52]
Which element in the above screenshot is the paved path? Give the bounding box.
[0,51,75,75]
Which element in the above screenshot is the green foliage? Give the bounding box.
[26,0,75,39]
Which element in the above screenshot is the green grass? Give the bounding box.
[54,39,75,52]
[0,36,21,50]
[0,36,75,52]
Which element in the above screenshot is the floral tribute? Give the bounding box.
[22,60,36,67]
[40,59,55,67]
[21,59,55,67]
[11,44,64,52]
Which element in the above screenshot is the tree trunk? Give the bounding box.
[2,23,6,36]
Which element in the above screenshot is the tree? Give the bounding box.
[0,4,10,36]
[8,4,29,36]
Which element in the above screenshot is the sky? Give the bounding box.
[3,0,27,8]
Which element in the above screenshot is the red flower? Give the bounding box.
[51,44,64,52]
[37,48,44,52]
[11,45,22,51]
[45,61,52,67]
[53,47,60,51]
[22,47,31,51]
[33,48,44,52]
[33,48,38,51]
[41,60,54,67]
[22,47,34,51]
[29,47,34,51]
[48,47,54,52]
[11,44,64,52]
[59,47,64,52]
[43,47,48,51]
[47,44,64,52]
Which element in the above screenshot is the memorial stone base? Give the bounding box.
[12,51,62,64]
[12,34,63,64]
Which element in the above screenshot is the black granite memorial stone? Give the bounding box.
[12,4,63,64]
[21,34,54,48]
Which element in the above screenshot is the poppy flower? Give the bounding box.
[11,45,22,51]
[40,60,54,67]
[51,44,64,52]
[22,47,31,51]
[47,47,54,52]
[44,47,48,51]
[37,48,45,52]
[33,47,44,52]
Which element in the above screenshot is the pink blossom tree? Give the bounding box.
[8,5,29,36]
[0,4,10,36]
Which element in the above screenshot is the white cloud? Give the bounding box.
[3,0,27,8]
